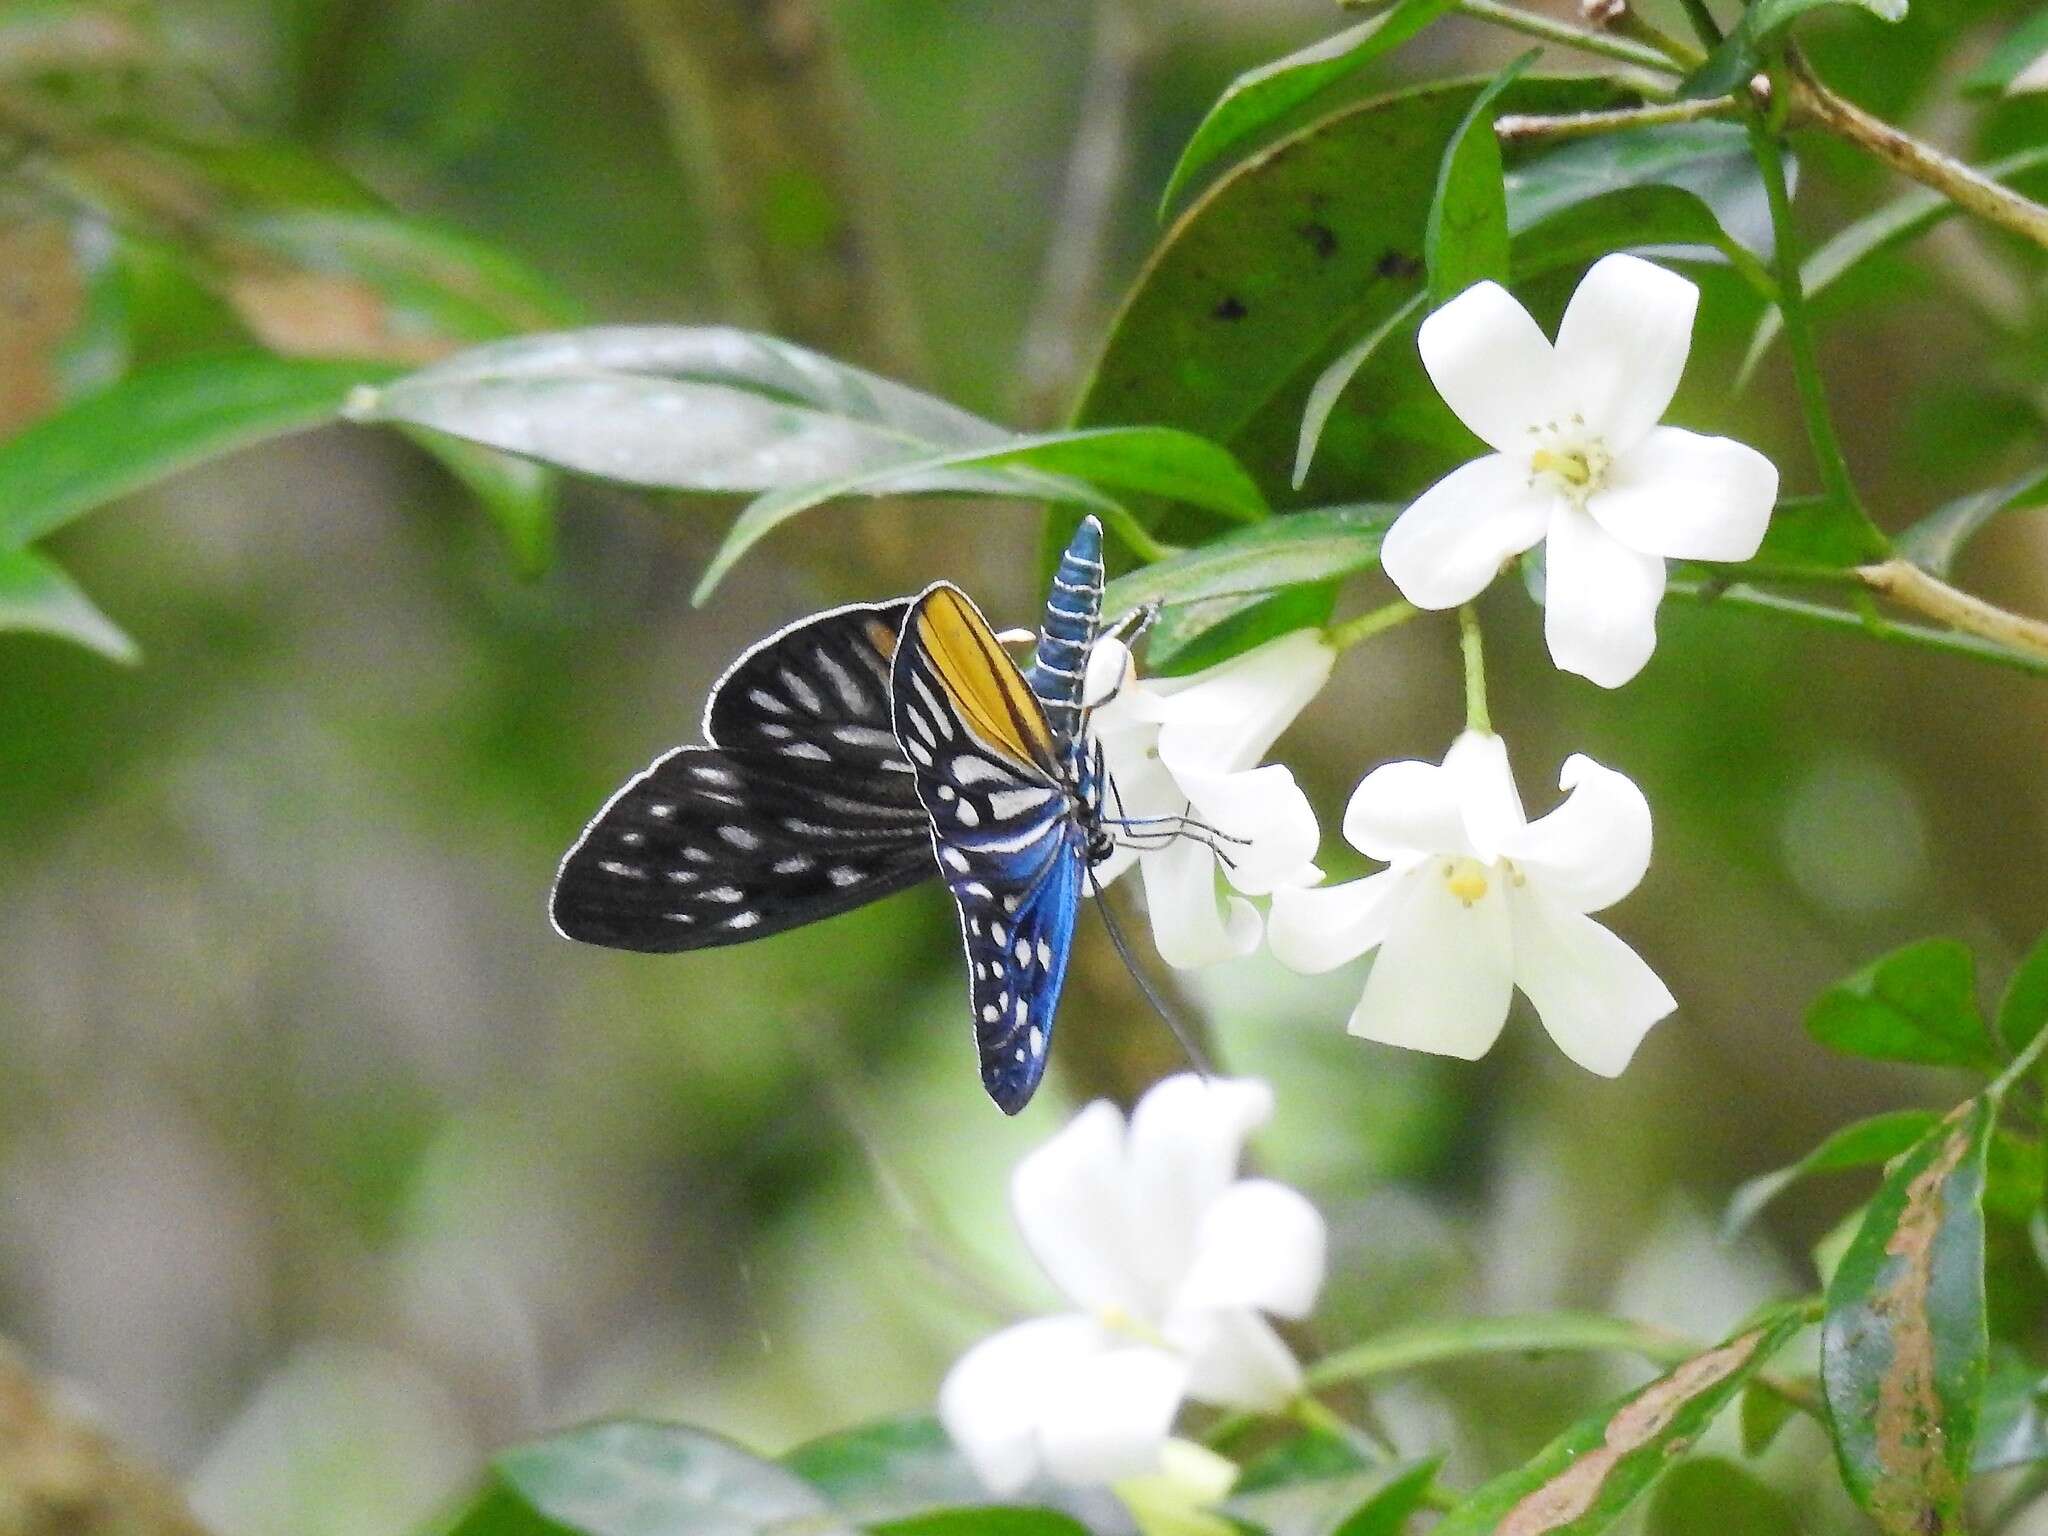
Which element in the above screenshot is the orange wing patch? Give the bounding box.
[913,586,1058,774]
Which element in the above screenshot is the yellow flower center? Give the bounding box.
[1526,416,1610,504]
[1442,857,1491,906]
[1098,1304,1169,1349]
[1529,447,1592,486]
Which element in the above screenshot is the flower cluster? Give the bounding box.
[941,254,1780,1494]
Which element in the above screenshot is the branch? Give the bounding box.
[0,1340,213,1536]
[1855,559,2048,666]
[1495,94,1739,143]
[1787,52,2048,254]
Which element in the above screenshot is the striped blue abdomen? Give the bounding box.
[1026,516,1104,758]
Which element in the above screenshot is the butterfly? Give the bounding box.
[552,516,1123,1113]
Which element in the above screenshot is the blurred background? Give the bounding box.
[0,0,2045,1532]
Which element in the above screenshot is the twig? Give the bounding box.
[1855,559,2048,667]
[1010,0,1155,426]
[1495,94,1739,142]
[1787,52,2048,254]
[1416,0,1683,75]
[0,1340,214,1536]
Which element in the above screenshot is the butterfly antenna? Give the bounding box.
[1086,863,1215,1078]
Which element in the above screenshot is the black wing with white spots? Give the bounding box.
[550,599,933,952]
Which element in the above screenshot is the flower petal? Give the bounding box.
[1174,761,1321,897]
[1125,1075,1274,1292]
[1138,832,1262,970]
[1508,885,1675,1076]
[1340,759,1470,863]
[1011,1101,1142,1313]
[1542,504,1666,689]
[1265,868,1408,975]
[940,1314,1108,1494]
[1442,728,1527,865]
[1349,862,1513,1060]
[1149,630,1335,773]
[1553,254,1697,454]
[1417,280,1557,452]
[1382,455,1554,610]
[1590,427,1779,562]
[1176,1179,1326,1319]
[1497,753,1651,914]
[1083,635,1135,709]
[1169,1310,1302,1412]
[1038,1346,1192,1486]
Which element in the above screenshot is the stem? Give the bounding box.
[1664,576,2048,679]
[1609,10,1705,68]
[1855,561,2048,668]
[1291,1392,1398,1459]
[1459,605,1490,734]
[1326,598,1420,652]
[1673,0,1725,50]
[1495,95,1739,143]
[1428,0,1683,74]
[1746,110,1875,541]
[1788,53,2048,254]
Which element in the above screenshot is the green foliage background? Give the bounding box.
[0,1,2044,1532]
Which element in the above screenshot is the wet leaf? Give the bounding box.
[1805,938,1998,1071]
[1822,1098,1994,1534]
[1432,1306,1810,1536]
[1159,0,1455,217]
[0,352,394,550]
[1722,1108,1944,1239]
[1425,52,1533,306]
[446,1420,857,1536]
[0,546,138,664]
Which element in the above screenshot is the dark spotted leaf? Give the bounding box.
[1822,1099,1995,1535]
[1430,1305,1810,1536]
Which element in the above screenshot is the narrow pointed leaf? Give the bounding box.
[1307,1311,1699,1390]
[0,546,138,664]
[1160,0,1455,217]
[1995,929,2048,1058]
[1896,463,2048,580]
[1722,1108,1944,1239]
[1822,1099,1995,1535]
[1101,503,1398,618]
[1686,0,1908,99]
[1425,53,1532,306]
[1431,1305,1810,1536]
[1962,12,2048,96]
[0,353,394,549]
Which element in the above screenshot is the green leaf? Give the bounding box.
[869,1511,1089,1536]
[1504,122,1771,255]
[1144,584,1337,677]
[1159,0,1456,217]
[1996,930,2048,1059]
[1895,462,2048,581]
[1234,1430,1367,1493]
[1738,1381,1799,1456]
[451,1421,857,1536]
[1740,147,2048,386]
[1307,1311,1697,1391]
[1293,296,1427,489]
[1961,11,2048,97]
[1975,1349,2048,1470]
[1645,1458,1800,1536]
[1330,1460,1442,1536]
[1101,504,1398,619]
[1063,73,1626,554]
[1822,1099,1995,1535]
[1425,53,1533,307]
[1511,185,1774,296]
[1432,1305,1810,1536]
[1805,938,1998,1070]
[781,1417,986,1525]
[0,546,139,664]
[1686,0,1908,99]
[1722,1109,1944,1239]
[0,352,394,550]
[1716,493,1888,577]
[689,425,1264,604]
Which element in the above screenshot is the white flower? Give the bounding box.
[939,1074,1324,1492]
[1266,731,1674,1076]
[1084,630,1329,968]
[1382,253,1779,688]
